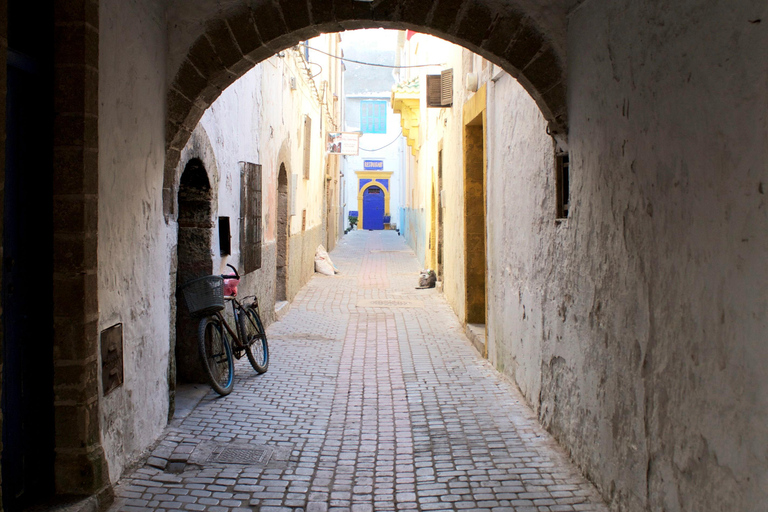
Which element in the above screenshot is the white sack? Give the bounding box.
[314,245,336,276]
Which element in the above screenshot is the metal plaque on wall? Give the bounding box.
[101,323,124,395]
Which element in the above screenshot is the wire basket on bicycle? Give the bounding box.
[179,275,225,316]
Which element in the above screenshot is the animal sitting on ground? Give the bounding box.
[416,270,436,289]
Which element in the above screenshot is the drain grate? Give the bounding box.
[208,445,272,465]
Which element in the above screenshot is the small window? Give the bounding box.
[240,162,263,273]
[219,217,231,256]
[427,69,453,108]
[360,100,387,134]
[367,187,381,194]
[556,152,570,219]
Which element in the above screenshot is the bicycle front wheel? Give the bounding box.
[239,305,269,374]
[198,316,235,396]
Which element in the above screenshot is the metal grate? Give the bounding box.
[208,446,272,465]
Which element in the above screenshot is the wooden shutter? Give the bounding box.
[303,115,312,179]
[240,162,263,273]
[427,70,453,107]
[440,68,453,107]
[426,75,442,107]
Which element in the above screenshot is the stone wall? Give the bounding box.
[286,226,323,302]
[98,0,169,483]
[482,3,768,510]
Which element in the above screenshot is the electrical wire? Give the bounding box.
[359,130,404,151]
[304,45,443,69]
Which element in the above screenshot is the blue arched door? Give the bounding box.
[363,186,385,230]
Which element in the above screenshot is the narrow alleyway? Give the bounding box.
[110,231,608,512]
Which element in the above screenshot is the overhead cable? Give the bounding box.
[304,45,444,69]
[359,130,404,151]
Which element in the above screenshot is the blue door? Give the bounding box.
[363,187,385,230]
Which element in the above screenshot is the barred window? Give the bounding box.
[360,100,387,134]
[240,162,262,273]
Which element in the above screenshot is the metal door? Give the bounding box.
[362,187,385,230]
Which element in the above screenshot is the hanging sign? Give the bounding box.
[326,132,360,155]
[363,160,384,170]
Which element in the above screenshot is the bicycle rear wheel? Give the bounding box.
[198,316,235,395]
[238,305,269,374]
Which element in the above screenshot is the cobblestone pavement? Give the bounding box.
[110,231,608,512]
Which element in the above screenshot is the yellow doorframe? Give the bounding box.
[355,171,393,228]
[462,85,487,354]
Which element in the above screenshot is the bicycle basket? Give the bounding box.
[179,275,225,316]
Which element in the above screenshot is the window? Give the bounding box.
[303,115,312,179]
[218,217,231,256]
[556,152,570,219]
[427,68,453,108]
[240,162,262,273]
[360,100,387,134]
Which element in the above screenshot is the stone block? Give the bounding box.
[172,59,208,103]
[54,359,99,403]
[370,0,400,22]
[453,1,494,47]
[167,89,194,124]
[310,0,335,26]
[54,112,98,149]
[226,7,262,55]
[400,0,432,26]
[53,147,98,195]
[53,233,97,275]
[54,0,98,28]
[54,23,99,68]
[523,47,562,96]
[54,446,109,495]
[52,195,97,235]
[187,35,225,82]
[429,0,465,34]
[205,18,243,70]
[540,82,567,130]
[54,401,101,450]
[52,317,98,361]
[481,10,524,59]
[277,0,310,31]
[251,1,289,45]
[54,65,98,117]
[504,20,544,71]
[53,272,98,319]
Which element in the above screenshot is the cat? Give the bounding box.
[416,269,436,289]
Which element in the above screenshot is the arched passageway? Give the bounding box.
[162,0,568,214]
[174,159,214,385]
[276,164,289,303]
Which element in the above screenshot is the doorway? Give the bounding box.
[463,89,487,331]
[363,186,385,230]
[437,149,444,281]
[2,0,55,508]
[174,159,213,385]
[276,164,289,302]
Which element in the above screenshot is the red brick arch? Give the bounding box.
[163,0,567,215]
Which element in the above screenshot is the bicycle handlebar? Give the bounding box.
[222,263,240,280]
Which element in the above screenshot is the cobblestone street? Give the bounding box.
[110,231,608,512]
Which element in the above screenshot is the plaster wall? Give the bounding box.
[98,0,170,481]
[483,2,768,511]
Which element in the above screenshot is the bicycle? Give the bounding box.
[179,264,269,396]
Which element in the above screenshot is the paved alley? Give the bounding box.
[110,231,608,512]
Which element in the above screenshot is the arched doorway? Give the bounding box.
[363,186,385,230]
[276,164,289,302]
[174,159,214,389]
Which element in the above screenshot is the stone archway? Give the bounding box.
[174,159,214,387]
[162,0,568,215]
[276,164,289,303]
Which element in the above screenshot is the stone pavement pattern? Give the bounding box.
[110,231,608,512]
